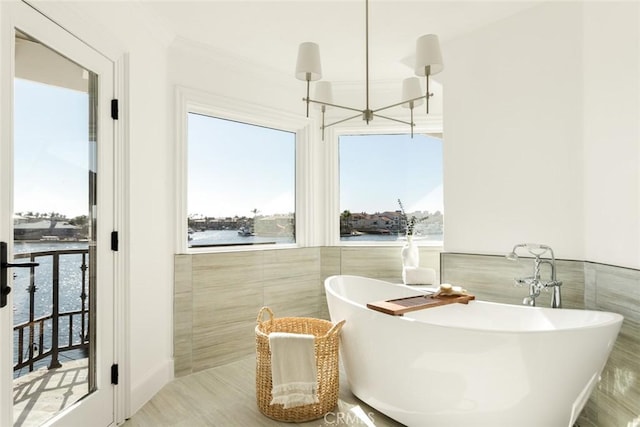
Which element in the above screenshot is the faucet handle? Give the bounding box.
[514,277,534,287]
[542,280,562,289]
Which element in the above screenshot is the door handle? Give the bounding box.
[3,262,39,268]
[1,241,40,308]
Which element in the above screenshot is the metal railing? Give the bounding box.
[12,248,90,373]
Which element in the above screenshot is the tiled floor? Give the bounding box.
[124,355,404,427]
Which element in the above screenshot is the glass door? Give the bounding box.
[0,2,115,426]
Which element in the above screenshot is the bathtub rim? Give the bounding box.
[324,274,624,334]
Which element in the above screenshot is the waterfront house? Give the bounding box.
[1,1,639,426]
[13,220,81,241]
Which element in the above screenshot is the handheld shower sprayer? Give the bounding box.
[506,244,525,261]
[506,243,554,262]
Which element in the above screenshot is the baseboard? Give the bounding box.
[128,358,174,418]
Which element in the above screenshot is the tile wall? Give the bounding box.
[441,253,640,427]
[173,246,440,377]
[580,262,640,427]
[174,248,323,376]
[174,249,638,425]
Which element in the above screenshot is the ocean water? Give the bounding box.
[189,229,294,246]
[12,241,89,374]
[188,229,443,245]
[12,241,88,325]
[340,233,444,242]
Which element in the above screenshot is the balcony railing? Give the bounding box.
[12,248,90,374]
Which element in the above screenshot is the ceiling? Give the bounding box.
[139,1,539,83]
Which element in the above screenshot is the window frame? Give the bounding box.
[326,119,444,248]
[175,86,312,253]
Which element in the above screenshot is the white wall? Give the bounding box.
[443,1,640,268]
[91,6,175,416]
[32,1,176,417]
[170,39,301,116]
[122,34,174,417]
[443,2,585,260]
[583,2,640,269]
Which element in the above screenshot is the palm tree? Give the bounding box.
[340,210,352,235]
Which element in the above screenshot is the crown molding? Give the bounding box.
[24,1,175,58]
[170,36,291,85]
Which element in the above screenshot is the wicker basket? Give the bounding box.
[255,307,345,422]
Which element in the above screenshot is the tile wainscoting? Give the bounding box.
[441,253,640,427]
[174,248,324,377]
[173,248,637,425]
[174,246,441,377]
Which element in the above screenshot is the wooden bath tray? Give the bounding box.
[367,293,475,316]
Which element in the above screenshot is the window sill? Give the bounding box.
[338,241,443,250]
[182,242,300,255]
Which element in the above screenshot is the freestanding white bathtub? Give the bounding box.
[325,275,623,427]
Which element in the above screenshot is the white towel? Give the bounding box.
[403,266,437,285]
[269,332,319,408]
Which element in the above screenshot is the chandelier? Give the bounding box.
[295,0,444,140]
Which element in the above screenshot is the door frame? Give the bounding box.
[0,1,127,425]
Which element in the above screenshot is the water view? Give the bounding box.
[188,228,443,246]
[189,229,294,247]
[13,241,87,323]
[12,241,89,377]
[341,232,444,243]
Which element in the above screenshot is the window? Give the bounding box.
[187,113,296,248]
[339,133,443,243]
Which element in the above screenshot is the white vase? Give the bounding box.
[401,235,420,268]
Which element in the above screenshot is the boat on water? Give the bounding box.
[237,227,254,236]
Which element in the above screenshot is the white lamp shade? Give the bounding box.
[414,34,443,76]
[401,77,423,108]
[314,81,333,109]
[295,42,322,81]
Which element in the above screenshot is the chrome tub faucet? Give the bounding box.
[506,243,562,308]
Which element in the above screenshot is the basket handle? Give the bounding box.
[256,306,274,325]
[324,319,346,337]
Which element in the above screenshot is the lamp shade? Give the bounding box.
[401,77,424,108]
[414,34,443,76]
[295,42,322,81]
[314,81,333,109]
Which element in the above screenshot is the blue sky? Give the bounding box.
[340,133,443,214]
[14,78,89,218]
[189,114,443,218]
[14,81,443,220]
[188,113,296,218]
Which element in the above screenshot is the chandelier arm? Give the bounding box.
[424,67,432,115]
[322,113,363,129]
[305,78,311,118]
[411,107,414,138]
[370,113,413,127]
[371,95,427,113]
[426,73,430,114]
[304,98,364,114]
